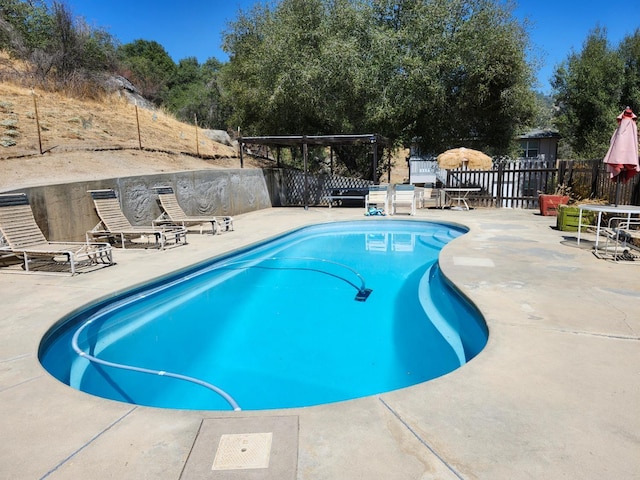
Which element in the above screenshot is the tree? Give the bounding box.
[552,28,625,159]
[531,91,555,130]
[619,29,640,113]
[0,0,52,56]
[117,39,176,104]
[163,57,231,129]
[377,0,536,155]
[1,0,117,90]
[221,0,536,174]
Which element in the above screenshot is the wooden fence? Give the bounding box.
[444,159,640,208]
[284,158,640,209]
[444,159,557,209]
[559,159,640,206]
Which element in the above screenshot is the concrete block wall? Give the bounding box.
[4,169,283,242]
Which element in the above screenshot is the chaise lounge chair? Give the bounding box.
[0,193,114,275]
[153,186,234,234]
[87,189,187,249]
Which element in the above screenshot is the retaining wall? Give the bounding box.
[3,168,286,242]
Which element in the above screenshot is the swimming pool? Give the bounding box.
[39,220,488,411]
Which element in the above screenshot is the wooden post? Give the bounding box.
[135,104,142,150]
[496,162,504,207]
[194,114,200,157]
[32,91,43,155]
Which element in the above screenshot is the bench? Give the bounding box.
[324,188,368,208]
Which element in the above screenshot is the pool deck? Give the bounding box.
[1,206,639,479]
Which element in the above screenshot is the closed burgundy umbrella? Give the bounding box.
[603,107,639,205]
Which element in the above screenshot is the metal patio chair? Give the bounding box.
[88,189,187,249]
[0,193,114,275]
[153,186,233,234]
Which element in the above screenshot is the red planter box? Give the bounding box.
[539,194,569,216]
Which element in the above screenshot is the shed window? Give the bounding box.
[520,140,539,158]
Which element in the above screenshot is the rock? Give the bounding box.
[103,74,155,110]
[202,129,236,147]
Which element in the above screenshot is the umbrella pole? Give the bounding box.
[615,174,621,206]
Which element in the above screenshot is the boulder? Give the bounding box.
[103,75,155,110]
[202,129,236,147]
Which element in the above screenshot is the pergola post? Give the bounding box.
[372,138,378,183]
[237,134,389,205]
[303,137,309,210]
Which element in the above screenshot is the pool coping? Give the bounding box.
[1,207,639,479]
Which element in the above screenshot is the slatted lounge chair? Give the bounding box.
[365,185,389,214]
[88,189,187,249]
[0,193,114,275]
[391,184,416,215]
[153,186,234,234]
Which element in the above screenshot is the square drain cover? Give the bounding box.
[212,432,273,470]
[182,416,298,480]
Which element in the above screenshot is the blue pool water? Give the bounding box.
[39,220,488,411]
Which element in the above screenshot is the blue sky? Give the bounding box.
[64,0,638,94]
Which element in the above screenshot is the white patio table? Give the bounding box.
[442,188,481,210]
[576,204,640,252]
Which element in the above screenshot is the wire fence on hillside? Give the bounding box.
[0,91,239,161]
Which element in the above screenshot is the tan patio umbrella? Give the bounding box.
[437,147,493,170]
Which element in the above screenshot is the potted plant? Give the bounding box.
[539,184,570,216]
[556,203,596,231]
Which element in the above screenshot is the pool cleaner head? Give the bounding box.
[355,288,372,302]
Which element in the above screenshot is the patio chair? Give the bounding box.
[87,189,187,249]
[365,185,389,214]
[391,184,416,216]
[415,186,439,208]
[601,217,640,262]
[153,186,234,234]
[0,193,114,275]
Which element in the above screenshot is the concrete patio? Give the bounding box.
[1,206,638,479]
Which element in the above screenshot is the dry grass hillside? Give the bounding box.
[0,81,258,190]
[0,80,408,191]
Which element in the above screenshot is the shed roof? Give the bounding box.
[518,128,561,139]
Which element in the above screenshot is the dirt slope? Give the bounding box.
[0,81,265,190]
[0,81,408,190]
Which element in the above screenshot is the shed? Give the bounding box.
[518,129,560,162]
